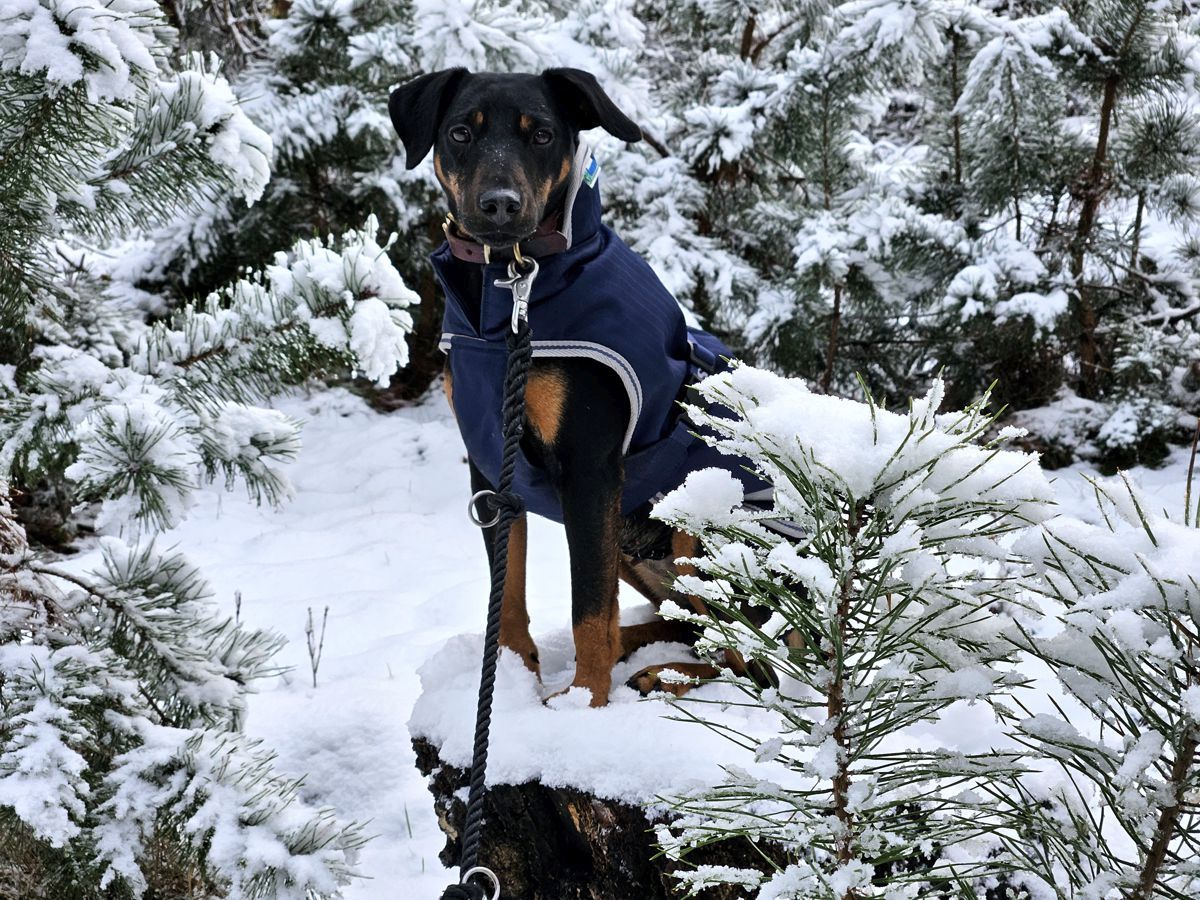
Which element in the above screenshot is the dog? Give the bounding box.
[389,68,771,707]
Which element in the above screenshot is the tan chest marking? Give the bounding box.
[442,365,455,414]
[525,367,568,446]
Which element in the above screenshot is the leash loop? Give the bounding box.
[463,866,502,899]
[468,490,502,528]
[468,489,525,528]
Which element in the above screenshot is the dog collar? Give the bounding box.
[442,211,568,265]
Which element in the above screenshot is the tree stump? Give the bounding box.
[413,738,772,900]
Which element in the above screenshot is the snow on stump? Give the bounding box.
[409,632,785,899]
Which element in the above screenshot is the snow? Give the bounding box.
[670,366,1053,518]
[653,467,746,528]
[410,632,789,801]
[0,0,160,101]
[152,65,274,204]
[1182,686,1200,722]
[349,297,411,386]
[48,382,1200,895]
[0,648,90,847]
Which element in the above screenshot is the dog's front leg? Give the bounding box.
[560,461,623,708]
[470,459,539,677]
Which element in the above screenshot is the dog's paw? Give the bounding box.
[627,664,707,698]
[544,685,596,709]
[501,643,541,681]
[543,675,612,708]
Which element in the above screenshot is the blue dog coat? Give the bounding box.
[434,145,768,524]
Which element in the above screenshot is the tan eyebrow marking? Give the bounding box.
[472,110,484,127]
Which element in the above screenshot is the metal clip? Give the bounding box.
[493,257,539,333]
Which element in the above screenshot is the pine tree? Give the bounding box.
[650,366,1055,898]
[1,1,416,537]
[1000,472,1200,899]
[638,0,1200,469]
[0,3,414,893]
[934,0,1200,468]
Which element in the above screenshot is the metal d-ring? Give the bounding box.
[468,490,501,528]
[462,867,501,899]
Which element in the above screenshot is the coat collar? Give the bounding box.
[442,141,601,265]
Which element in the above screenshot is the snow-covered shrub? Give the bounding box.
[0,492,366,898]
[1004,476,1200,899]
[1093,396,1178,474]
[638,0,1200,464]
[2,218,416,534]
[1,0,272,539]
[652,366,1055,899]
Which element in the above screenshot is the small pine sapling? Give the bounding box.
[1004,460,1200,898]
[651,366,1055,899]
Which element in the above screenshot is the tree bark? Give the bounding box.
[1070,72,1119,400]
[1070,9,1148,399]
[413,738,776,900]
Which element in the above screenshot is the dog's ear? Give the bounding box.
[541,68,642,143]
[389,68,469,169]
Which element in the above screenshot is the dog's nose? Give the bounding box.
[478,188,522,226]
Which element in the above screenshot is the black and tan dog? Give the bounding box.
[389,68,765,707]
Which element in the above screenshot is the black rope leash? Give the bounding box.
[440,259,537,900]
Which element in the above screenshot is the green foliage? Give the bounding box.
[640,0,1200,469]
[0,4,410,895]
[1,217,414,534]
[652,369,1200,898]
[651,367,1055,898]
[1002,475,1200,898]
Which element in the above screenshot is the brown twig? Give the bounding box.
[1139,303,1200,326]
[639,129,671,159]
[829,510,861,900]
[1129,729,1198,900]
[1185,418,1199,527]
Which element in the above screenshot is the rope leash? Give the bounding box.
[440,258,538,900]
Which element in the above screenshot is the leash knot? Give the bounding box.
[493,490,525,518]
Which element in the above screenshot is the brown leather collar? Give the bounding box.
[442,211,568,265]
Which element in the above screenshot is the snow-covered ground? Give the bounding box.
[69,385,1197,897]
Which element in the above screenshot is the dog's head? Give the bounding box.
[389,69,641,247]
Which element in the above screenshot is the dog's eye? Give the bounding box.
[532,128,553,145]
[449,125,472,144]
